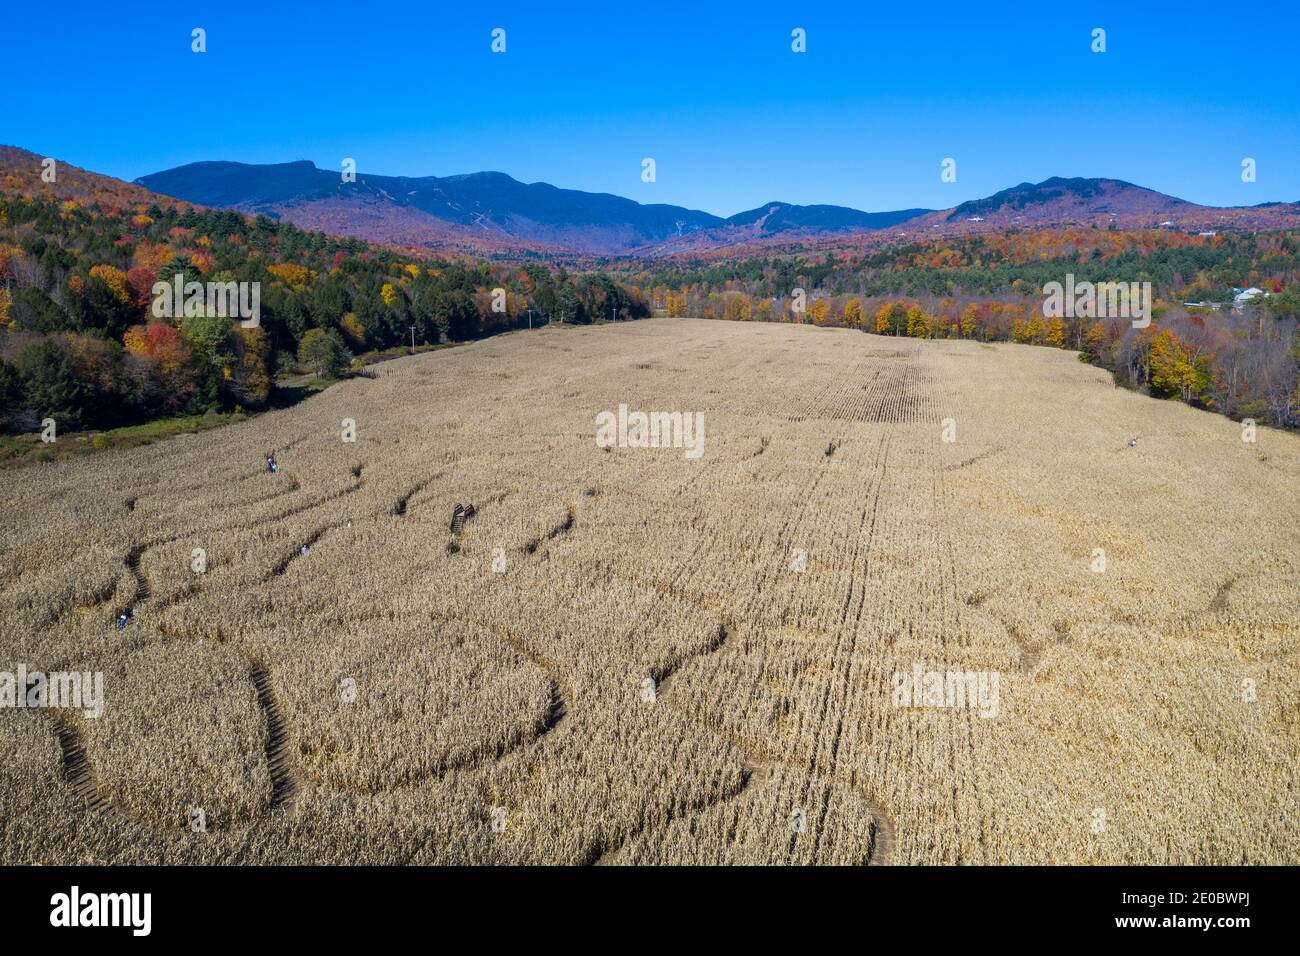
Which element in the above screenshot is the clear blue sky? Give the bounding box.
[7,0,1298,216]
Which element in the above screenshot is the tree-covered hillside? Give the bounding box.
[0,187,647,434]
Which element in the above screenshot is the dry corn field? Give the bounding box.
[1,317,1297,865]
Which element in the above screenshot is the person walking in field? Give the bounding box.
[116,608,133,631]
[267,454,278,473]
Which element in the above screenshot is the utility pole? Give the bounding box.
[527,309,534,330]
[409,326,416,354]
[610,306,617,323]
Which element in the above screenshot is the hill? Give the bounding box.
[0,145,200,215]
[945,176,1186,221]
[900,176,1300,236]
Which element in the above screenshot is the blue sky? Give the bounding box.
[7,0,1298,216]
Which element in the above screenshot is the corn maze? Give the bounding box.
[1,318,1296,864]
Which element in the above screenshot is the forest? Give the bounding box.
[633,229,1300,428]
[2,186,1297,438]
[0,191,647,434]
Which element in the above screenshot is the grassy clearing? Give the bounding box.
[351,341,457,368]
[0,411,246,469]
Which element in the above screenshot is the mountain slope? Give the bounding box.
[0,145,200,214]
[883,176,1300,239]
[944,176,1188,222]
[138,160,726,255]
[727,201,930,233]
[131,160,1300,256]
[138,160,937,256]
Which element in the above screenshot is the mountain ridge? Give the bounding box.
[1,146,1288,258]
[133,158,1300,256]
[137,159,945,255]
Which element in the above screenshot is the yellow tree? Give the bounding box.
[736,293,752,321]
[725,292,752,321]
[1044,317,1066,348]
[905,304,930,337]
[231,326,273,406]
[1149,329,1210,402]
[1081,321,1108,360]
[875,302,893,334]
[339,312,368,349]
[843,298,864,329]
[89,264,131,304]
[267,263,316,288]
[960,303,978,339]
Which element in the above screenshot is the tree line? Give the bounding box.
[0,194,647,433]
[633,231,1300,428]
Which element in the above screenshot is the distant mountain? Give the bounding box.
[137,160,936,256]
[943,176,1188,223]
[875,175,1300,240]
[138,160,729,255]
[725,201,930,233]
[697,179,1298,252]
[0,148,1282,257]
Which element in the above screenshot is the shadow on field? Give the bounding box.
[268,384,317,410]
